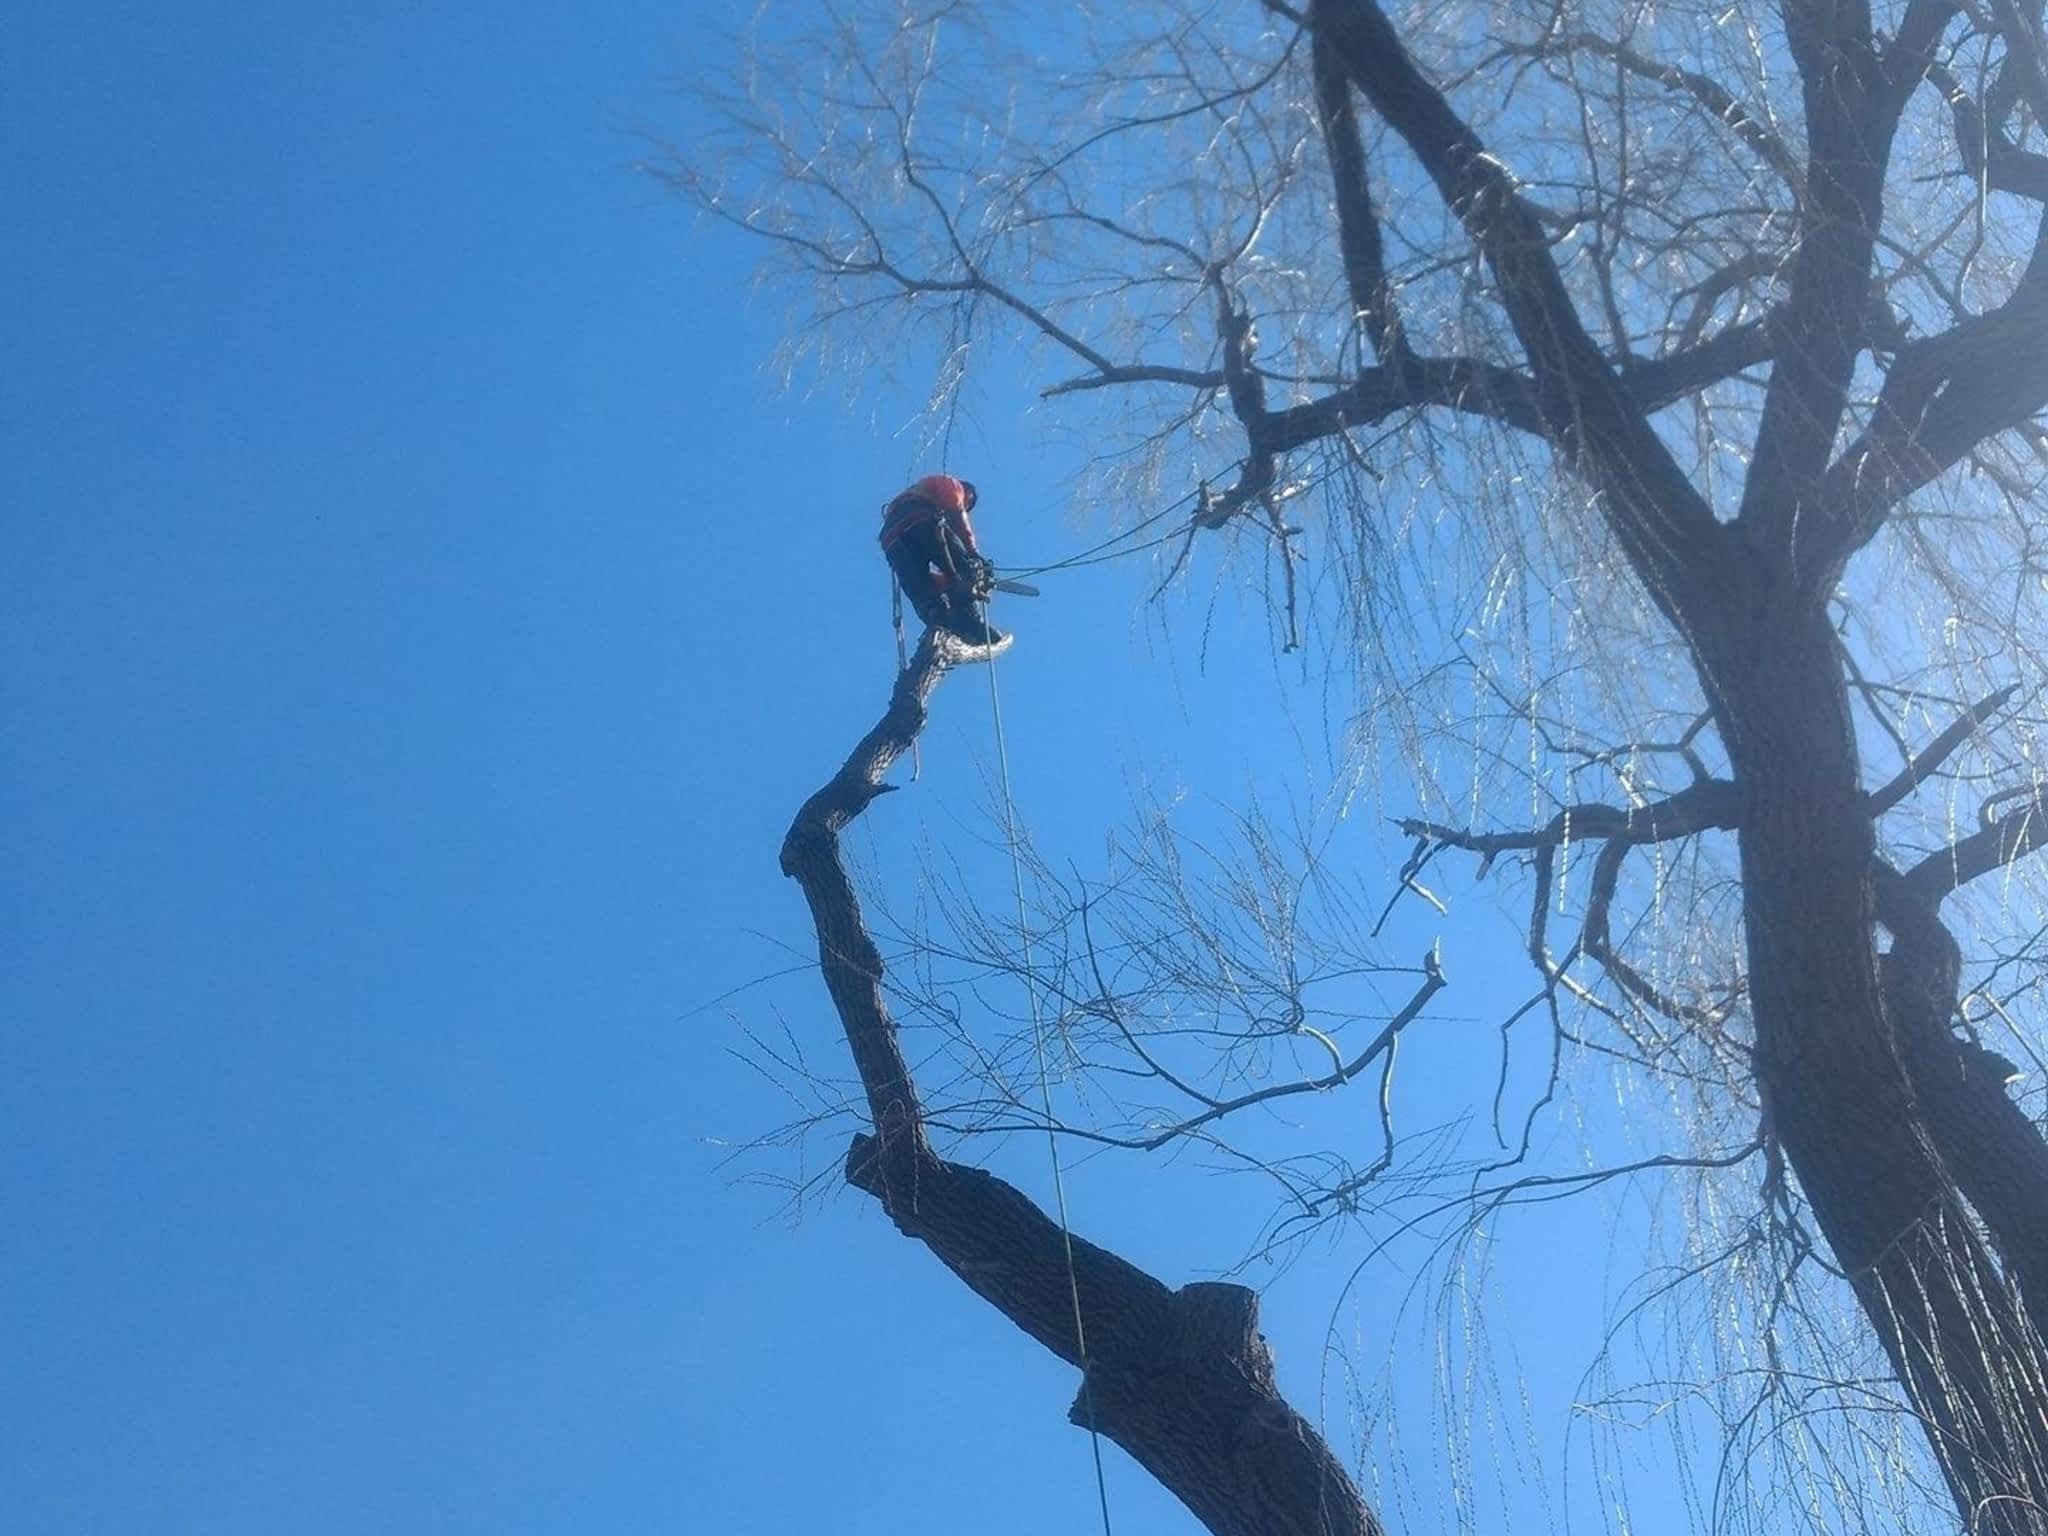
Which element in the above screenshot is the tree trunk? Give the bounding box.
[1708,600,2048,1535]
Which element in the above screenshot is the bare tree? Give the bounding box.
[675,2,2048,1533]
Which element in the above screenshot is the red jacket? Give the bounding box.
[878,474,980,559]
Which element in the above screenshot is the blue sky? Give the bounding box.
[5,5,1693,1534]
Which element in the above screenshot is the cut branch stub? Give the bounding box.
[844,1137,1382,1536]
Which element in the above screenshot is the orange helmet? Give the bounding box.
[908,473,977,514]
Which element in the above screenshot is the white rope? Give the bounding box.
[981,614,1115,1536]
[891,572,920,780]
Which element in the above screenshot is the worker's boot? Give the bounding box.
[942,598,1003,647]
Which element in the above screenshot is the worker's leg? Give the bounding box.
[886,542,948,629]
[940,589,1004,646]
[889,527,1003,645]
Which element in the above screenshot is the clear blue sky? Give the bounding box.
[6,6,1680,1533]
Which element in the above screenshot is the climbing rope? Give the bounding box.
[1001,477,1217,581]
[891,572,921,780]
[981,614,1116,1536]
[1007,525,1189,578]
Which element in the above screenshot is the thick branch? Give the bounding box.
[1991,0,2048,131]
[1741,6,1888,540]
[1743,3,1954,567]
[782,629,1385,1536]
[1582,839,1725,1029]
[1254,355,1543,448]
[1866,684,2018,815]
[1902,787,2048,904]
[1823,280,2048,551]
[1042,362,1224,398]
[1311,28,1405,360]
[1931,59,2048,204]
[1244,310,1773,460]
[1398,779,1741,856]
[779,630,993,1154]
[1303,0,1722,614]
[1200,284,1283,528]
[842,1142,1382,1536]
[1627,316,1775,402]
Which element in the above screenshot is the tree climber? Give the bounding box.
[878,473,1004,646]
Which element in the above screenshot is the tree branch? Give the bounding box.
[1237,310,1775,462]
[1902,786,2048,904]
[782,629,1387,1536]
[1822,279,2048,553]
[1929,59,2048,204]
[1397,779,1741,856]
[1311,26,1406,361]
[1742,1,1950,563]
[1866,684,2018,815]
[1126,949,1446,1150]
[1302,0,1724,617]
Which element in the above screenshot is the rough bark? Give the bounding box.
[1704,604,2048,1535]
[1879,873,2048,1350]
[782,629,1386,1536]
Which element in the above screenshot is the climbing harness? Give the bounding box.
[981,603,1115,1536]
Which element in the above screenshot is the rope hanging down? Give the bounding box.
[891,573,921,781]
[981,604,1115,1536]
